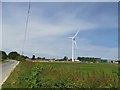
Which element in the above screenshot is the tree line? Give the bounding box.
[0,51,48,61]
[61,56,101,62]
[0,50,101,62]
[0,51,28,61]
[77,57,101,62]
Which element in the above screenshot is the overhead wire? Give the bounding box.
[22,0,31,55]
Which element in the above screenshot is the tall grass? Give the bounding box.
[2,61,119,88]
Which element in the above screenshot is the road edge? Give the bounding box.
[0,61,20,89]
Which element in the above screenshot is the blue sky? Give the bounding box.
[2,2,118,59]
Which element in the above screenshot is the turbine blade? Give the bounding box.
[74,40,78,48]
[73,30,79,38]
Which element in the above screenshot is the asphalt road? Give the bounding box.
[0,60,19,88]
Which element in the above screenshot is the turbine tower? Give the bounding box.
[70,30,79,62]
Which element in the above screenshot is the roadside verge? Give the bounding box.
[0,60,20,89]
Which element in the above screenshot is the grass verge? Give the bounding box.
[2,60,10,64]
[2,61,119,88]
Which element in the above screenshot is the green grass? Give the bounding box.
[2,60,10,64]
[2,61,119,88]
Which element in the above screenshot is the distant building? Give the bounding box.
[114,60,120,64]
[75,59,79,62]
[100,59,108,63]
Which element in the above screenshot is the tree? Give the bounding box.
[31,55,35,60]
[63,56,68,61]
[77,57,81,61]
[42,57,45,60]
[76,56,99,62]
[8,51,20,60]
[16,55,25,61]
[0,51,8,61]
[37,57,41,59]
[24,56,29,59]
[68,59,72,61]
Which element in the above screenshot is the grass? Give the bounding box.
[2,61,119,88]
[2,60,10,64]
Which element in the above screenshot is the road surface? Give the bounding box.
[0,60,19,88]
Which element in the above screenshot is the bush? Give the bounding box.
[8,51,20,60]
[24,64,43,88]
[0,51,8,60]
[16,55,26,61]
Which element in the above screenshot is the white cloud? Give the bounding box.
[2,2,118,59]
[76,38,118,59]
[18,37,118,60]
[26,18,97,39]
[2,8,98,55]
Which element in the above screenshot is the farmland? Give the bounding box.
[2,61,119,88]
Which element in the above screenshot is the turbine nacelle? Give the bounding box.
[73,38,75,41]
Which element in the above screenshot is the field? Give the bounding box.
[2,61,119,88]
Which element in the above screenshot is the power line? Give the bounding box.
[22,0,31,55]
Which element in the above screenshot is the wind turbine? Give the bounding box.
[69,30,79,62]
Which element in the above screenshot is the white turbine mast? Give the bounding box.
[70,30,79,62]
